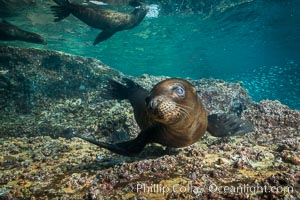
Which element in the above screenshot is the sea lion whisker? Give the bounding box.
[175,103,191,110]
[175,104,192,119]
[176,105,191,120]
[175,104,191,119]
[179,109,190,120]
[175,103,193,111]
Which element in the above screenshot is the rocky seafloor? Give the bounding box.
[0,46,299,199]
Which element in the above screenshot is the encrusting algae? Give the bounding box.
[0,46,299,199]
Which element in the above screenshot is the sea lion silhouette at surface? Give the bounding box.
[0,20,46,45]
[67,78,254,157]
[51,0,148,45]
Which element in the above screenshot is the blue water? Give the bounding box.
[1,0,300,109]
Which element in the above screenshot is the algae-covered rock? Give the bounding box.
[0,46,123,138]
[0,46,252,139]
[0,46,119,112]
[0,46,299,199]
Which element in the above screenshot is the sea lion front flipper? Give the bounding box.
[93,30,116,45]
[107,78,149,104]
[51,0,71,22]
[207,113,254,137]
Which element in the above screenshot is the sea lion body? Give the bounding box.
[66,5,144,30]
[0,20,46,45]
[51,0,148,44]
[71,78,253,156]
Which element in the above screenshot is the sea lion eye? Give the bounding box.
[175,87,185,96]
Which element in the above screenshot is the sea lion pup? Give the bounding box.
[0,20,46,45]
[71,78,254,156]
[51,0,148,45]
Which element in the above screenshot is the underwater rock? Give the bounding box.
[0,45,122,137]
[0,46,299,199]
[0,46,252,139]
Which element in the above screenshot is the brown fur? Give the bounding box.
[139,78,208,148]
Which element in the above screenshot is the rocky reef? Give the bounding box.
[0,46,299,199]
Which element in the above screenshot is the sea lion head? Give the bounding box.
[132,5,148,19]
[145,78,200,125]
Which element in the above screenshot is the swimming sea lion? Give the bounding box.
[0,20,46,45]
[69,78,254,156]
[51,0,148,45]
